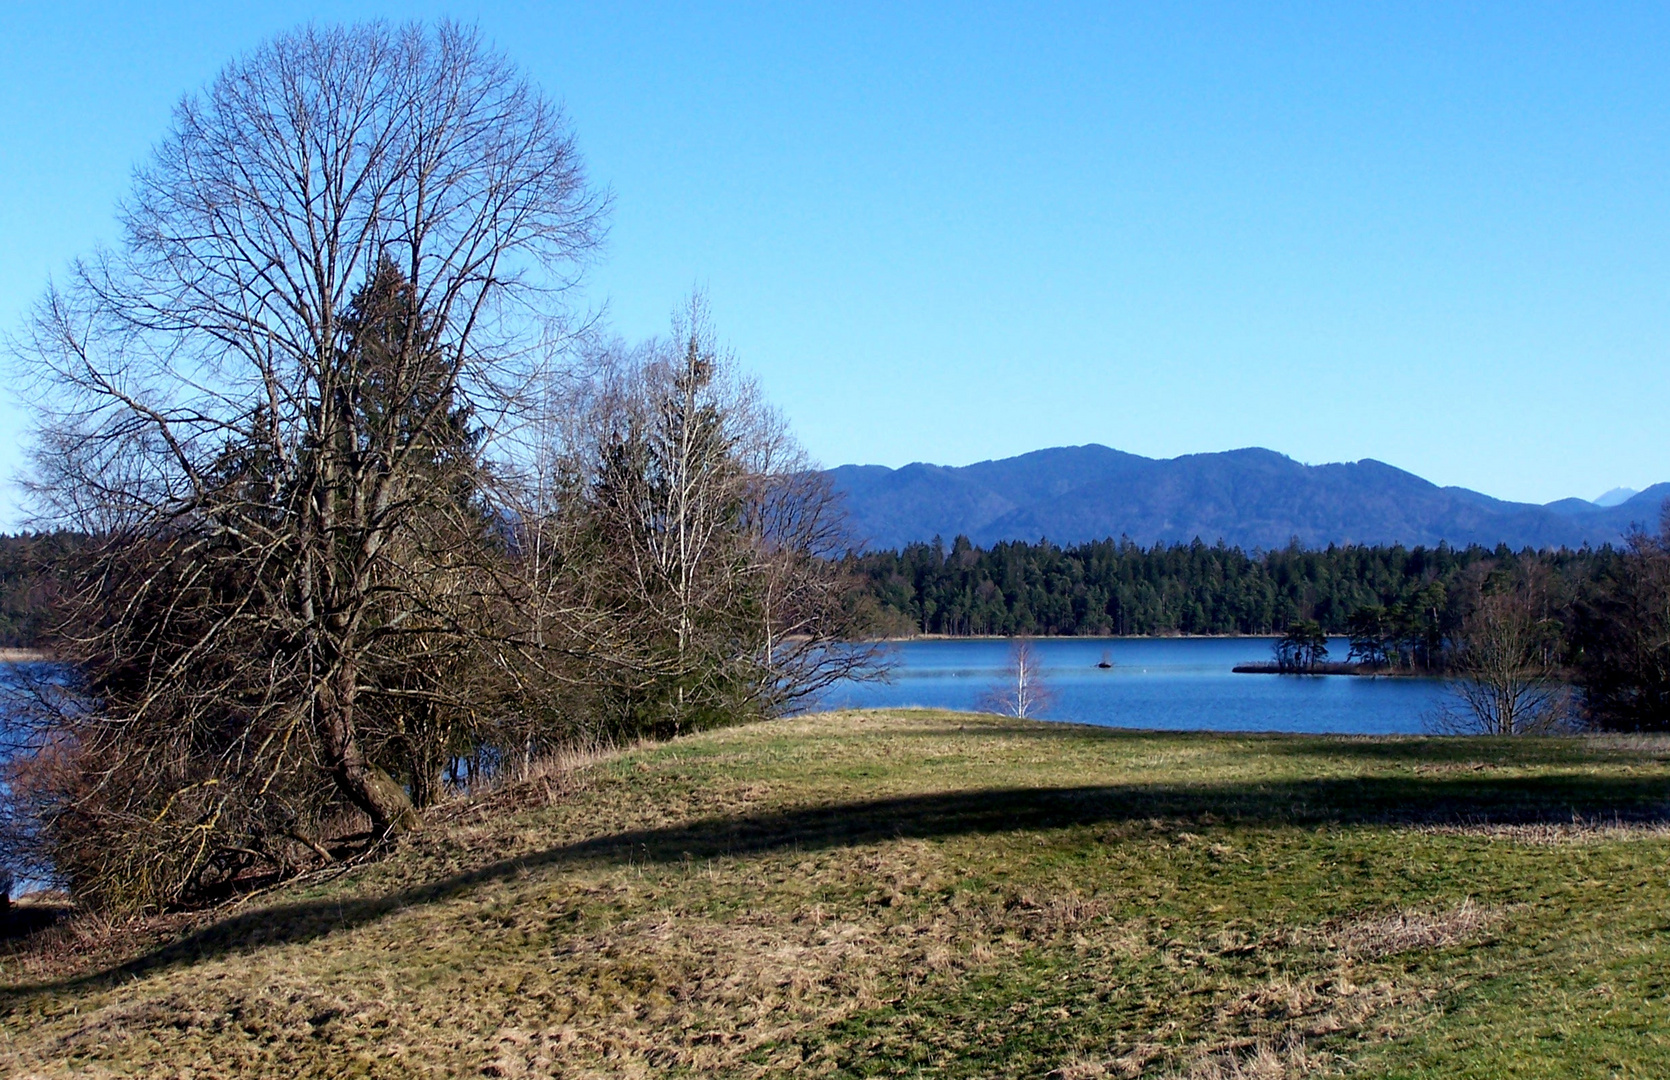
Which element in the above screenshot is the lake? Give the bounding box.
[5,644,1455,744]
[819,637,1453,735]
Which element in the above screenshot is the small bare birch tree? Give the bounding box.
[980,638,1054,718]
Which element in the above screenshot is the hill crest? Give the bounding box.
[826,444,1669,551]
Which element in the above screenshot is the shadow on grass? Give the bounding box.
[6,771,1669,1001]
[0,903,72,943]
[880,721,1670,774]
[1259,735,1670,767]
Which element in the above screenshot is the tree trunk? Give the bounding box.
[319,659,418,835]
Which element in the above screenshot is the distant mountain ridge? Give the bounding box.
[826,445,1670,552]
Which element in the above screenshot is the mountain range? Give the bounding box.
[826,445,1670,553]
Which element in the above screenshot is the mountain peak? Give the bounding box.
[1594,487,1639,507]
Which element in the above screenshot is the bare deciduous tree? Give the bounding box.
[1572,507,1670,731]
[979,638,1053,719]
[1435,566,1572,735]
[9,21,605,908]
[545,298,884,738]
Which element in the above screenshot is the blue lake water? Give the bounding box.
[0,661,53,749]
[0,661,63,897]
[5,645,1453,744]
[820,637,1453,735]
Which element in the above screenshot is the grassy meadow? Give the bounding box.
[3,708,1670,1078]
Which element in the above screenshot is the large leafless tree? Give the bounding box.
[11,21,605,907]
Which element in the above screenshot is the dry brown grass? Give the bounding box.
[1328,898,1499,959]
[1418,820,1670,844]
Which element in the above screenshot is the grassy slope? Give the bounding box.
[3,709,1670,1078]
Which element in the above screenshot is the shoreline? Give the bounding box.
[1231,661,1442,679]
[0,648,51,663]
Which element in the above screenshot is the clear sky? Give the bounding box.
[4,2,1669,528]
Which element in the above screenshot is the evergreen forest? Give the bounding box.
[849,535,1612,639]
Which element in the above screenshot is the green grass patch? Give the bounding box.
[4,709,1670,1077]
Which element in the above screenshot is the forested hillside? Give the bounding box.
[850,535,1612,638]
[0,532,79,648]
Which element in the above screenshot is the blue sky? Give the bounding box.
[4,2,1669,527]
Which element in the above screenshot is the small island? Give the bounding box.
[1232,619,1441,677]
